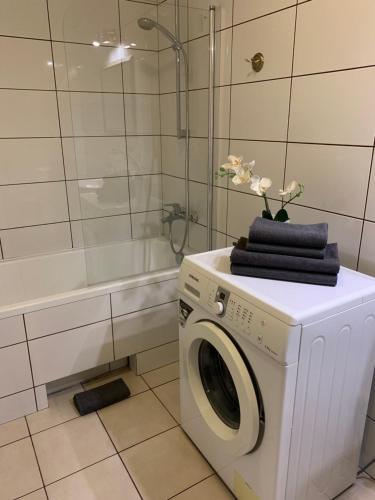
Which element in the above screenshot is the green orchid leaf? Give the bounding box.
[262,210,273,220]
[274,209,289,222]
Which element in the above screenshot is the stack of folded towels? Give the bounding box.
[230,217,340,286]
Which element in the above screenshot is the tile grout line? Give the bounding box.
[45,0,74,249]
[24,416,50,500]
[355,135,375,270]
[282,4,298,190]
[117,0,134,240]
[167,472,216,499]
[95,410,144,499]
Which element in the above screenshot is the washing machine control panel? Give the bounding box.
[179,264,300,364]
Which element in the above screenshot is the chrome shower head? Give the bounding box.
[137,17,184,52]
[137,17,156,31]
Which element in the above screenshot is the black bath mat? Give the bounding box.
[73,378,130,416]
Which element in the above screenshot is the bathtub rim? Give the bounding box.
[0,266,179,321]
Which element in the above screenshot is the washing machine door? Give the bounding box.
[183,320,262,456]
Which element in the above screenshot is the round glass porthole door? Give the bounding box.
[183,320,262,455]
[198,340,241,430]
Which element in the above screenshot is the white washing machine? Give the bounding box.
[178,248,375,500]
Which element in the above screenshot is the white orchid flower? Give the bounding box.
[279,180,298,196]
[232,165,252,185]
[250,176,272,196]
[221,155,244,170]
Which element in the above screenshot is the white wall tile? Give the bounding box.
[127,136,161,175]
[358,222,375,278]
[49,0,120,45]
[1,223,72,259]
[120,1,158,50]
[0,38,54,90]
[0,90,60,138]
[132,211,163,239]
[129,175,162,212]
[53,42,123,93]
[289,68,375,146]
[162,174,185,208]
[188,0,233,38]
[160,93,178,135]
[212,230,228,250]
[124,94,160,135]
[58,92,125,137]
[188,222,208,252]
[111,279,177,317]
[233,0,295,25]
[215,28,232,87]
[131,340,179,374]
[0,0,49,39]
[294,0,375,76]
[227,190,269,238]
[287,204,362,269]
[25,295,110,340]
[190,89,208,137]
[229,140,286,198]
[189,138,208,183]
[188,36,209,90]
[161,136,186,178]
[0,316,26,349]
[213,139,230,188]
[71,215,131,248]
[157,1,188,50]
[232,8,295,84]
[67,178,130,220]
[286,144,372,217]
[230,79,290,141]
[159,48,177,94]
[365,155,375,222]
[0,182,69,229]
[214,86,230,139]
[0,139,64,184]
[63,137,127,179]
[189,181,208,226]
[123,49,159,94]
[29,320,114,385]
[213,186,227,233]
[0,344,33,398]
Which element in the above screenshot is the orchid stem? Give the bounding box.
[263,194,271,215]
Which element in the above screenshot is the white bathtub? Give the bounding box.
[0,237,181,424]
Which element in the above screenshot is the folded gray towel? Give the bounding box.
[231,243,340,274]
[249,217,328,249]
[231,264,338,287]
[245,241,325,259]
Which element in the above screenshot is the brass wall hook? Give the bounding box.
[245,52,264,73]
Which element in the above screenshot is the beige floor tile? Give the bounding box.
[27,385,82,435]
[46,455,140,500]
[173,476,235,499]
[154,379,181,423]
[121,427,213,500]
[32,413,115,485]
[0,438,43,500]
[83,367,148,395]
[0,416,29,447]
[142,362,179,388]
[20,489,47,499]
[99,391,176,452]
[338,474,375,499]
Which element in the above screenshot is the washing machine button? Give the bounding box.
[213,301,225,316]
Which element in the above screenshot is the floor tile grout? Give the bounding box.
[95,409,144,499]
[25,418,50,500]
[167,473,216,499]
